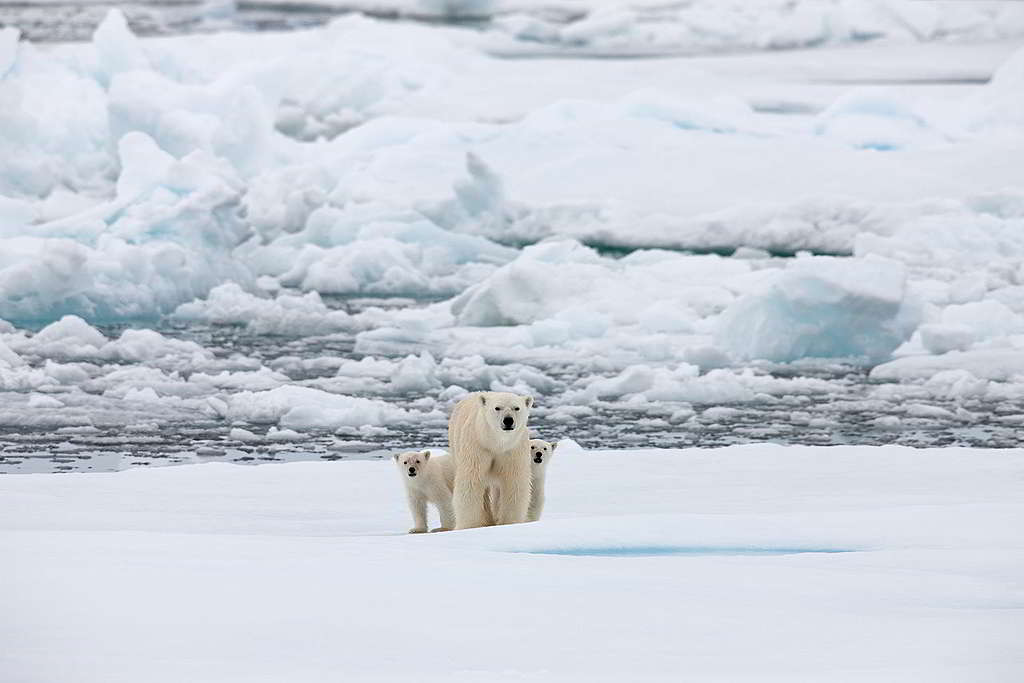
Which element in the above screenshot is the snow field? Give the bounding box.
[3,442,1023,681]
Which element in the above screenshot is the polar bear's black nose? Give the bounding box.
[534,455,543,463]
[502,416,514,429]
[408,467,416,476]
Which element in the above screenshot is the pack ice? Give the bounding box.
[2,6,1024,446]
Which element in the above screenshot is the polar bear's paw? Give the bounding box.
[430,526,452,533]
[408,527,428,534]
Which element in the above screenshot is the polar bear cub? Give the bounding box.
[527,439,557,522]
[448,391,533,529]
[395,450,455,533]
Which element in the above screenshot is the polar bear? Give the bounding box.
[394,450,456,533]
[448,392,533,529]
[527,439,557,522]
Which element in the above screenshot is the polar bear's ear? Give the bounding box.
[479,394,487,406]
[550,442,557,452]
[393,453,400,461]
[524,396,533,408]
[421,450,430,460]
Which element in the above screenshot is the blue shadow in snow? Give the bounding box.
[519,546,852,557]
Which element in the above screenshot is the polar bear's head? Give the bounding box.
[394,450,430,478]
[478,392,532,436]
[529,439,556,467]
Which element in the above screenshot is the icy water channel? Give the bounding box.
[3,291,1024,475]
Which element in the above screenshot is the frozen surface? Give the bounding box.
[3,443,1024,681]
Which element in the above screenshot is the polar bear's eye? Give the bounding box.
[494,406,500,411]
[514,406,520,411]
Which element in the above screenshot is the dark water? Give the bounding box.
[3,298,1024,475]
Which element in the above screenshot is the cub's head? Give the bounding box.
[479,392,533,434]
[394,450,430,478]
[529,439,557,467]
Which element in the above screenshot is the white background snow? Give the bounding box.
[4,442,1024,681]
[2,1,1024,679]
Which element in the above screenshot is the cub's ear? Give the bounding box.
[421,451,431,460]
[550,443,558,452]
[524,396,533,408]
[479,394,487,406]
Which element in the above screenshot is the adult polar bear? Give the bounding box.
[448,391,533,529]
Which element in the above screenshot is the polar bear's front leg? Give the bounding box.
[494,470,531,525]
[482,488,497,527]
[434,497,456,532]
[407,492,428,534]
[453,469,490,530]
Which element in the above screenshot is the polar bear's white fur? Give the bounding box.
[527,439,557,522]
[448,391,533,529]
[395,450,455,533]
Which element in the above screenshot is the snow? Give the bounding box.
[3,444,1023,681]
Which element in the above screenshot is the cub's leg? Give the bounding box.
[407,492,428,534]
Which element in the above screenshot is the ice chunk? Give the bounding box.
[107,329,211,365]
[969,45,1024,131]
[452,239,747,328]
[222,386,411,430]
[92,10,149,87]
[115,132,175,201]
[172,283,356,336]
[0,338,24,368]
[923,369,989,400]
[389,352,441,394]
[243,197,516,298]
[27,394,63,408]
[716,256,919,363]
[918,324,974,355]
[123,386,161,403]
[266,426,303,442]
[229,427,260,442]
[872,349,1024,382]
[32,315,107,350]
[815,88,943,150]
[941,300,1023,340]
[107,70,276,177]
[0,138,250,322]
[905,404,956,420]
[871,416,902,430]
